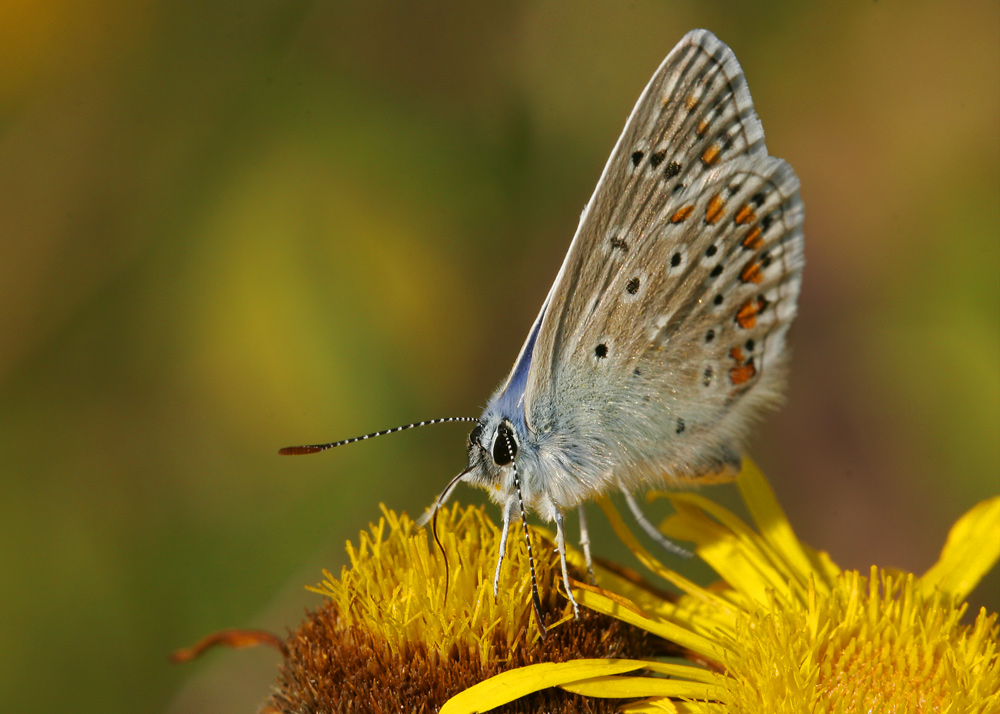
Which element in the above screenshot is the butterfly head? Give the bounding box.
[464,417,521,501]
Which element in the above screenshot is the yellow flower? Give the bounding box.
[267,502,659,713]
[443,461,1000,713]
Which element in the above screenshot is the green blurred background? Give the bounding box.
[1,2,997,712]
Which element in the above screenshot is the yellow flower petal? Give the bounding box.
[672,703,727,714]
[643,661,723,685]
[661,497,798,607]
[597,497,736,617]
[617,698,681,713]
[920,495,1000,601]
[736,459,833,591]
[560,675,726,700]
[438,659,647,714]
[798,542,842,583]
[573,585,727,663]
[591,565,681,617]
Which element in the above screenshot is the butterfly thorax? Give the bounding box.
[465,399,619,522]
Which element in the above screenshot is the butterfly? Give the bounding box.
[282,29,804,633]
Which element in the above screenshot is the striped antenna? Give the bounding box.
[278,417,480,455]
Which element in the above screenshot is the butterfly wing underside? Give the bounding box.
[523,29,804,487]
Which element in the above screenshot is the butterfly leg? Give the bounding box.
[553,507,581,618]
[577,505,597,585]
[622,489,692,558]
[493,496,516,597]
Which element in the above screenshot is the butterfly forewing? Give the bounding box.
[523,30,803,485]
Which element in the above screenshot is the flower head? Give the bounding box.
[267,502,658,713]
[445,461,1000,713]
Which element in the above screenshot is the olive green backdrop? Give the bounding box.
[0,2,996,713]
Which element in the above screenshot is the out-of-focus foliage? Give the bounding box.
[0,3,995,713]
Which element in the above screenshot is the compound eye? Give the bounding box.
[468,424,483,448]
[491,422,517,466]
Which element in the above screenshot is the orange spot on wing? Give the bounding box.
[729,360,757,386]
[670,205,695,223]
[704,194,725,224]
[685,94,699,110]
[742,226,763,250]
[736,296,767,329]
[701,144,721,166]
[740,259,764,284]
[696,119,710,136]
[735,204,757,225]
[729,347,745,363]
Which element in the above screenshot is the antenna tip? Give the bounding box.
[278,445,324,456]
